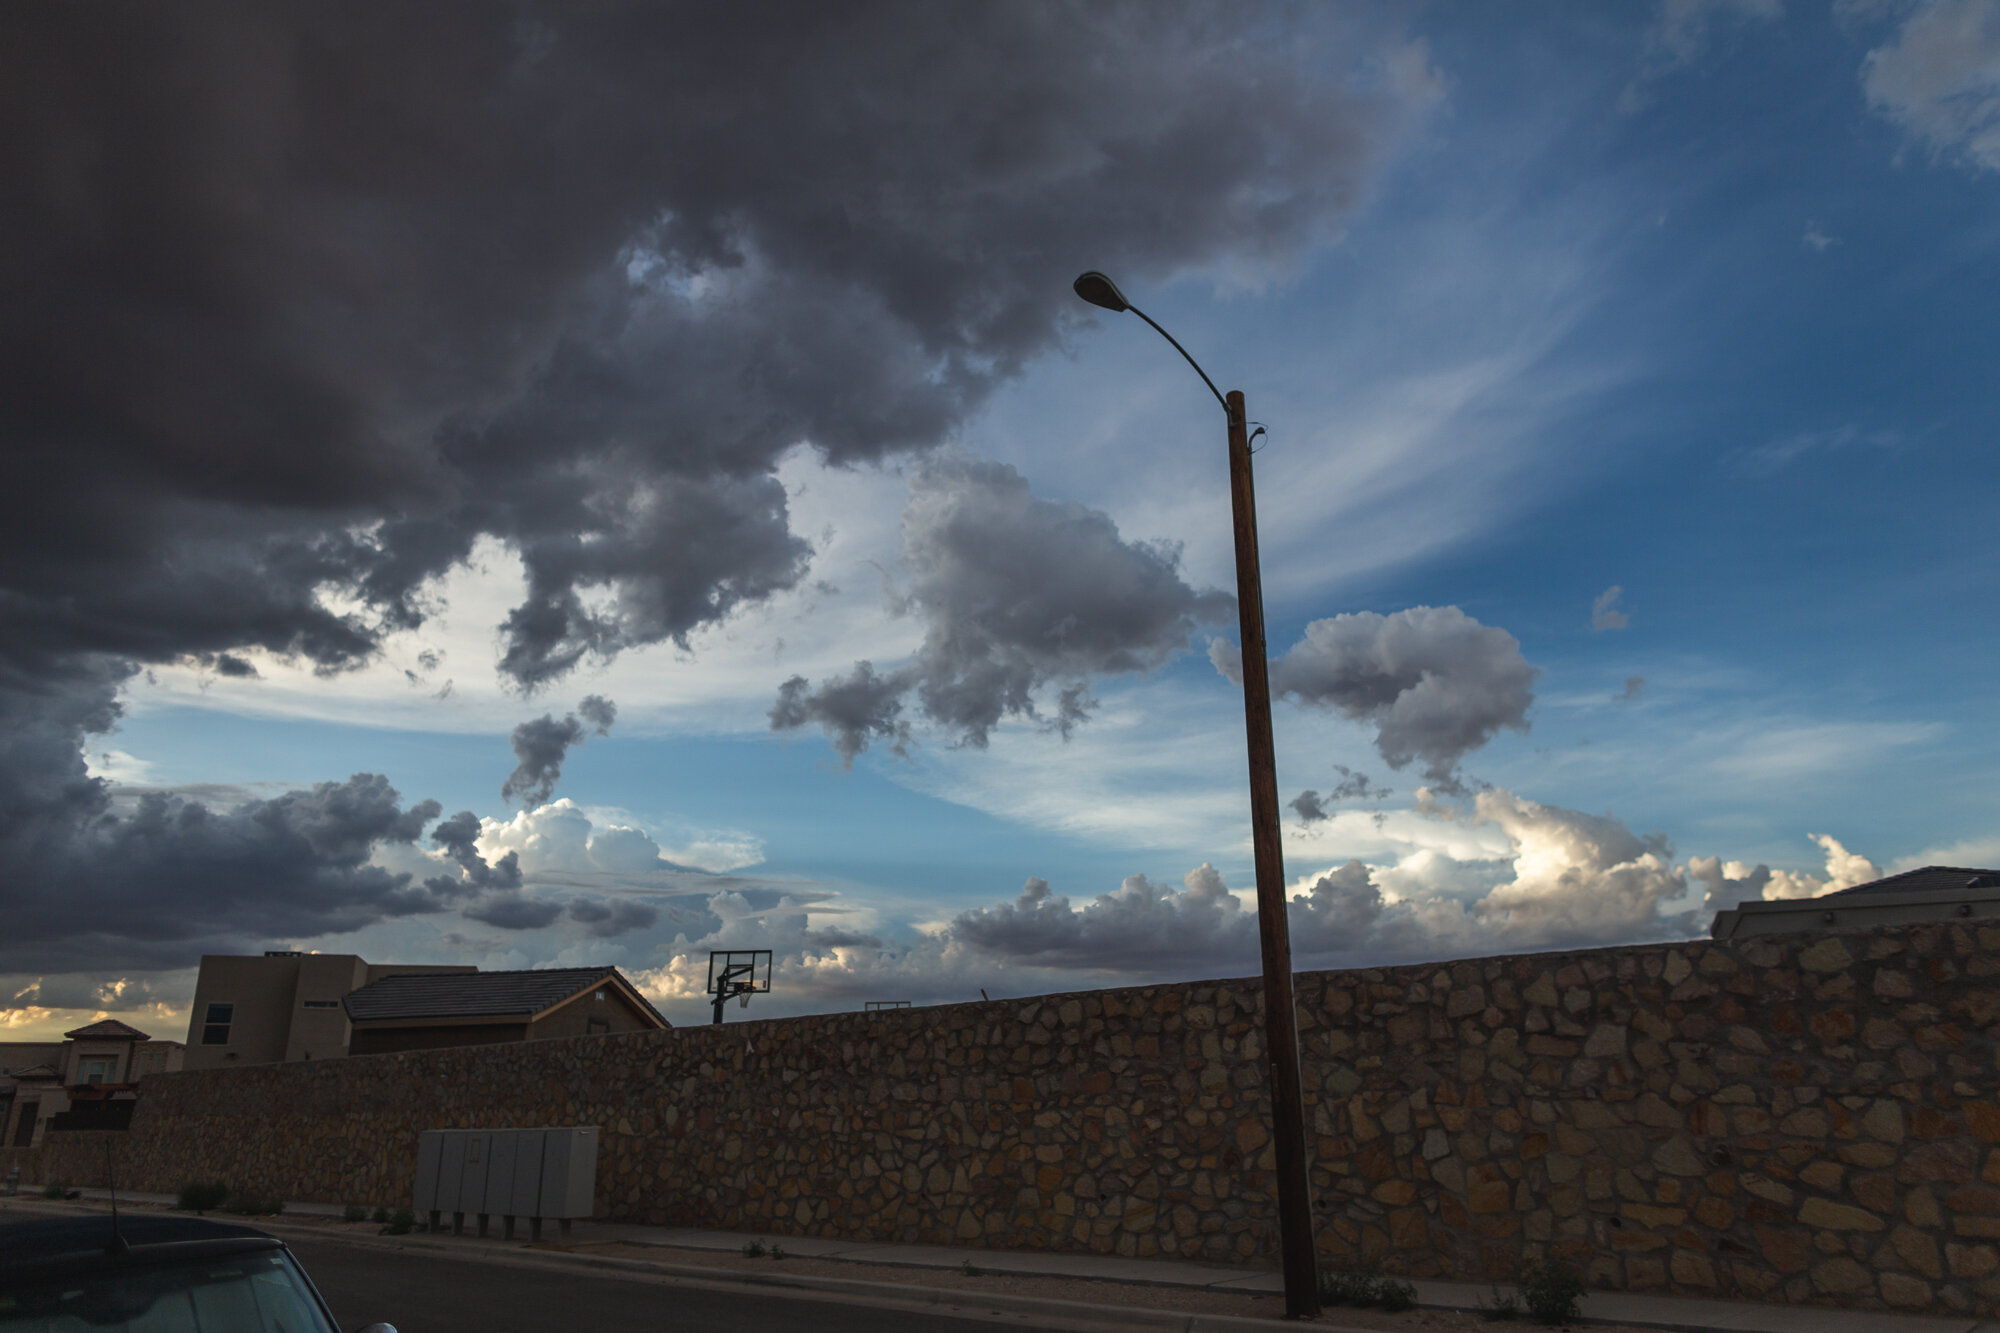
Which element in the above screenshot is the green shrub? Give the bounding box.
[371,1206,390,1225]
[1517,1260,1586,1325]
[1480,1287,1521,1321]
[178,1181,229,1213]
[341,1205,366,1224]
[381,1208,413,1236]
[1318,1266,1416,1311]
[219,1192,282,1217]
[770,1245,787,1260]
[741,1240,766,1258]
[41,1183,65,1201]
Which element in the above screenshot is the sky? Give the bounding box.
[5,0,1998,1041]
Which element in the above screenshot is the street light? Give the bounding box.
[1073,271,1320,1318]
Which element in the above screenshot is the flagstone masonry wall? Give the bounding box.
[11,921,2000,1316]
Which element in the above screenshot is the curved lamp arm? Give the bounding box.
[1072,271,1227,413]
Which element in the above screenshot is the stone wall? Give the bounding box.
[9,922,1997,1316]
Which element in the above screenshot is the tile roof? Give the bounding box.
[342,966,662,1024]
[4,1063,61,1080]
[1825,865,2000,898]
[62,1019,152,1041]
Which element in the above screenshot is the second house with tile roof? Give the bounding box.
[341,966,668,1055]
[183,953,668,1070]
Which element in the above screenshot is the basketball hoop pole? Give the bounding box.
[1072,271,1320,1319]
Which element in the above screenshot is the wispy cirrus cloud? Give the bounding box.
[1862,0,2000,173]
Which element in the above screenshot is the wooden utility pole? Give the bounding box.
[1069,274,1319,1317]
[1225,388,1320,1319]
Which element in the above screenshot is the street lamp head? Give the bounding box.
[1072,270,1130,313]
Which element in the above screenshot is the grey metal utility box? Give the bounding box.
[412,1126,596,1237]
[508,1129,547,1217]
[483,1130,520,1216]
[455,1130,493,1215]
[538,1127,598,1219]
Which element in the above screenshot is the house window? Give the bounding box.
[77,1056,116,1085]
[201,1002,234,1046]
[302,1000,340,1009]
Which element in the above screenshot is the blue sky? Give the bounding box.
[8,0,1998,1040]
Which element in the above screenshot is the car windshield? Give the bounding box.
[0,1252,335,1333]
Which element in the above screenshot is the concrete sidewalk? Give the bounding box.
[25,1188,1998,1333]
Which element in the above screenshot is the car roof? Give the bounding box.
[0,1214,284,1283]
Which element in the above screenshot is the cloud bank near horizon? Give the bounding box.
[5,785,1903,1033]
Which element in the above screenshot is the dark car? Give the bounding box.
[0,1213,391,1333]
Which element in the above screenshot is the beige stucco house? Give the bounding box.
[183,953,667,1068]
[181,951,480,1070]
[1,1019,184,1147]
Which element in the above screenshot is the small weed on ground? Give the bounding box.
[769,1245,787,1260]
[41,1184,66,1201]
[960,1260,982,1277]
[1318,1266,1417,1311]
[370,1206,389,1225]
[741,1241,766,1258]
[380,1208,414,1236]
[1479,1287,1521,1321]
[341,1205,367,1224]
[1516,1261,1586,1325]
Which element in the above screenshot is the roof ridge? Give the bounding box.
[342,965,659,1026]
[364,964,616,981]
[62,1018,152,1040]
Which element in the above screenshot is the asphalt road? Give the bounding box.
[287,1236,1056,1333]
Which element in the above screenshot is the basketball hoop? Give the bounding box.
[705,949,772,1026]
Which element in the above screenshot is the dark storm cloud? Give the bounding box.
[566,898,658,938]
[951,869,1252,972]
[1220,606,1538,786]
[464,896,565,931]
[0,3,1429,969]
[772,454,1232,761]
[501,696,614,807]
[577,695,616,736]
[949,861,1410,973]
[423,809,523,896]
[0,760,446,974]
[3,1,1417,687]
[194,653,260,679]
[1291,766,1390,822]
[770,663,913,764]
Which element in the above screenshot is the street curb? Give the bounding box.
[275,1224,1348,1333]
[0,1199,1352,1333]
[13,1198,1988,1333]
